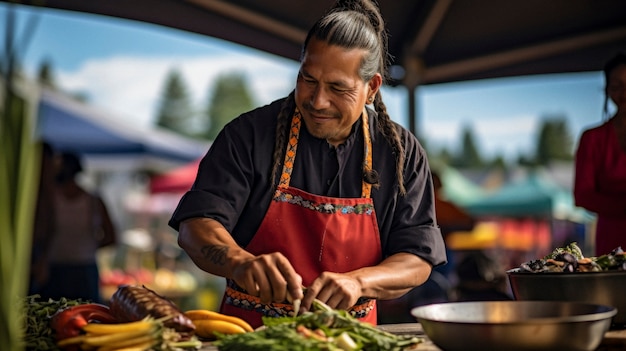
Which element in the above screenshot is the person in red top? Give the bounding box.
[170,0,446,328]
[574,52,626,256]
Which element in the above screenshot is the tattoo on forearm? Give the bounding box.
[201,245,228,266]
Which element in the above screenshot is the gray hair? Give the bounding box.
[272,1,408,195]
[301,0,389,83]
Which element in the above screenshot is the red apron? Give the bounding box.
[220,108,383,328]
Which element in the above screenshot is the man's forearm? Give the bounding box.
[178,217,252,279]
[348,252,432,300]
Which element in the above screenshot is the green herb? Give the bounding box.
[21,295,87,350]
[214,300,423,351]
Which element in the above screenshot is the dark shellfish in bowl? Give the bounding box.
[507,243,626,326]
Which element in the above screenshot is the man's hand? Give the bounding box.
[297,253,432,314]
[300,271,362,313]
[231,252,303,304]
[179,218,304,304]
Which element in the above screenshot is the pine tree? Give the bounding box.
[535,116,573,165]
[155,69,195,136]
[203,72,255,141]
[452,125,483,169]
[37,58,56,88]
[488,154,507,171]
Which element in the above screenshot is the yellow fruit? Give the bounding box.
[97,339,155,351]
[193,319,247,339]
[184,309,254,332]
[83,327,157,346]
[82,320,155,335]
[95,334,156,351]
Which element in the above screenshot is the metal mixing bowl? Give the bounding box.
[411,301,616,351]
[507,269,626,325]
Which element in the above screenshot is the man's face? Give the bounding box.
[295,38,379,147]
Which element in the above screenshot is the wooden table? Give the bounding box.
[379,324,626,351]
[200,323,626,350]
[377,323,438,350]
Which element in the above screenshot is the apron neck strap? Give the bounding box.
[278,107,374,198]
[361,107,373,198]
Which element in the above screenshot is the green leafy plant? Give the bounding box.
[1,7,42,348]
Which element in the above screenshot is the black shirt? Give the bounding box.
[169,98,446,266]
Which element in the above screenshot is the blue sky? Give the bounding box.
[1,3,611,162]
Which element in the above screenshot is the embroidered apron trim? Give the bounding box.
[276,107,373,198]
[361,107,374,198]
[274,190,374,215]
[225,283,376,319]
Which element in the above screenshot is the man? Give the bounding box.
[40,152,117,303]
[170,0,446,328]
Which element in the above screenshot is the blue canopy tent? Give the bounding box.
[442,169,595,259]
[36,88,209,172]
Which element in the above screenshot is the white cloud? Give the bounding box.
[423,114,539,159]
[474,114,539,158]
[423,119,462,141]
[55,53,541,160]
[57,53,298,128]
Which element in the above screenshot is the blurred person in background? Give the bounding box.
[171,0,446,329]
[574,52,626,256]
[39,151,117,302]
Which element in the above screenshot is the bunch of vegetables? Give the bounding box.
[21,286,205,351]
[54,315,201,351]
[23,285,422,350]
[213,299,423,351]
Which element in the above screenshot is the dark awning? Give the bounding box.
[7,0,626,86]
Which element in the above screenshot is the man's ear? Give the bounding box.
[368,73,383,97]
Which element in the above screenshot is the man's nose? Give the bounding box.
[310,86,330,109]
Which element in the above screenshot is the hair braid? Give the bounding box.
[373,93,406,195]
[270,91,296,188]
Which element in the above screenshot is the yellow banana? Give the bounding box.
[82,320,155,335]
[185,309,254,332]
[193,319,247,339]
[83,327,158,346]
[95,334,156,351]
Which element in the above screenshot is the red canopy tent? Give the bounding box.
[149,159,201,194]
